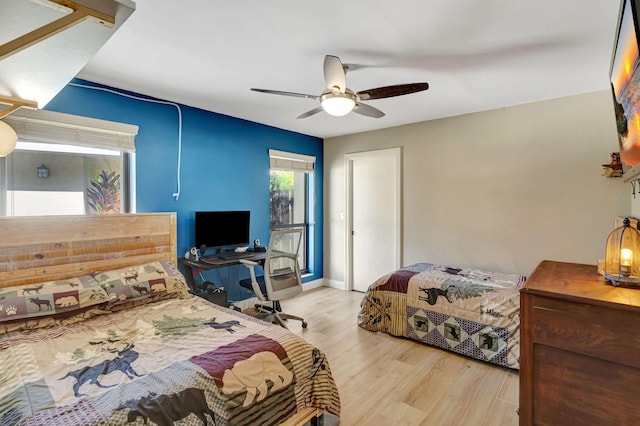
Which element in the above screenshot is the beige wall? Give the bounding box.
[324,90,630,285]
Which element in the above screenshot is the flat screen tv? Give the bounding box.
[195,211,250,252]
[611,0,640,166]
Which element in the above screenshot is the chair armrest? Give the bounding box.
[239,259,258,267]
[238,259,265,301]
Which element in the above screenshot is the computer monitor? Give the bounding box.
[194,211,250,253]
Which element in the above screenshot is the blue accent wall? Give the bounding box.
[45,79,323,301]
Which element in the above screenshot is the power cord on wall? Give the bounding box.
[68,82,183,201]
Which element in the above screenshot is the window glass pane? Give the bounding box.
[4,144,123,216]
[270,170,307,226]
[292,174,306,224]
[270,170,295,226]
[270,170,308,271]
[7,191,85,215]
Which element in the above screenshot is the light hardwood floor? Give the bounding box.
[279,286,520,426]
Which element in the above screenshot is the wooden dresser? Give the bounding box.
[520,260,640,425]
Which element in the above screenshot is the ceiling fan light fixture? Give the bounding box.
[252,55,429,119]
[321,92,356,117]
[0,120,17,157]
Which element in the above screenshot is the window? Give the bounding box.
[269,150,315,273]
[0,109,137,216]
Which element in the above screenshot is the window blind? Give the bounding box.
[269,149,315,173]
[2,109,138,152]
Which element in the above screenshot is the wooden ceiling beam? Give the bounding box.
[0,0,116,62]
[0,96,38,119]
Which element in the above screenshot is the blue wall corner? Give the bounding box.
[45,79,324,299]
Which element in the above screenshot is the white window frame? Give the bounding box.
[3,109,137,152]
[269,149,315,172]
[269,149,315,273]
[0,109,138,216]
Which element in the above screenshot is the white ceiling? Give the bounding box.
[76,0,621,139]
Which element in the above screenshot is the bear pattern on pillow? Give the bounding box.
[0,275,110,322]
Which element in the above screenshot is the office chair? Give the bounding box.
[239,228,307,329]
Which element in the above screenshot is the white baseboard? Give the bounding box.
[303,278,346,291]
[326,279,346,290]
[301,278,325,291]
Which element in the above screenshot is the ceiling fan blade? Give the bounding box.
[357,82,429,101]
[251,88,317,100]
[324,55,346,93]
[297,106,324,119]
[353,102,385,118]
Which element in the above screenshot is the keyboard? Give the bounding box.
[217,251,253,260]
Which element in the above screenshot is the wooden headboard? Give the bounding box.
[0,213,177,288]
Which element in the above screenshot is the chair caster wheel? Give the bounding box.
[302,322,308,328]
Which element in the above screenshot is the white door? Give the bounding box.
[346,148,401,292]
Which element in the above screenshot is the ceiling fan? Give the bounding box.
[251,55,429,119]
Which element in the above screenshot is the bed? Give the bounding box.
[357,263,526,370]
[0,213,340,426]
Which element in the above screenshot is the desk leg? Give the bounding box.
[179,262,198,292]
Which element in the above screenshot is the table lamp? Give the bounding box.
[604,217,640,286]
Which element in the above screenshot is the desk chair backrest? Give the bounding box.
[263,228,303,301]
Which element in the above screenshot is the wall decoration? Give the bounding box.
[602,152,624,177]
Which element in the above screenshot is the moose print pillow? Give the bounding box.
[0,276,110,323]
[92,260,190,309]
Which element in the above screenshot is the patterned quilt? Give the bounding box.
[357,263,526,369]
[0,296,340,425]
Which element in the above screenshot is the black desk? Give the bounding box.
[178,253,267,291]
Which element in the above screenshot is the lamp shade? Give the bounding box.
[0,120,17,157]
[604,217,640,286]
[321,92,356,116]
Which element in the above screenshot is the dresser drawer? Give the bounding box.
[532,344,640,425]
[528,294,640,369]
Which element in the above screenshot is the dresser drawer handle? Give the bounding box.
[533,306,565,313]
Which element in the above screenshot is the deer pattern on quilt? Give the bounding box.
[203,317,246,334]
[59,340,143,397]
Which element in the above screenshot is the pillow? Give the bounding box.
[0,306,110,335]
[105,291,186,313]
[0,275,110,323]
[92,260,190,308]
